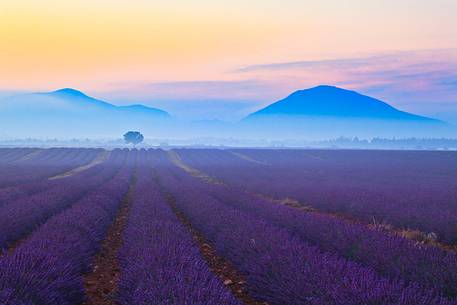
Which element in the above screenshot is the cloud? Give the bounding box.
[235,49,457,73]
[234,54,395,73]
[441,79,457,88]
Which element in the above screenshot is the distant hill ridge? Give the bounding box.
[0,85,453,139]
[246,85,441,122]
[42,88,115,108]
[34,88,170,116]
[50,88,94,98]
[0,88,171,138]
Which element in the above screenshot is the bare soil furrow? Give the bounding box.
[165,193,267,305]
[50,150,111,180]
[82,175,135,305]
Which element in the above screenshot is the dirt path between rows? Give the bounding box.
[166,150,224,184]
[165,194,267,305]
[167,150,456,252]
[50,150,111,180]
[82,174,136,305]
[16,149,43,162]
[229,151,268,165]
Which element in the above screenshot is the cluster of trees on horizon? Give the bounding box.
[317,137,457,149]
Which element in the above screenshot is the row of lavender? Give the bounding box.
[175,149,457,297]
[117,150,240,304]
[0,149,126,250]
[0,148,101,207]
[151,150,455,305]
[176,149,457,244]
[0,148,38,163]
[0,149,135,304]
[205,179,457,298]
[0,148,101,188]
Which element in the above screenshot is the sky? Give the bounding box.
[1,0,457,121]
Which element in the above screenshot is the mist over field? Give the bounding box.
[1,86,455,147]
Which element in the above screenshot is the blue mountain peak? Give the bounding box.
[50,88,90,98]
[247,85,440,122]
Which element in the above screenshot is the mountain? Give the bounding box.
[242,85,453,139]
[42,88,115,109]
[246,85,439,122]
[1,85,455,140]
[4,88,170,116]
[0,88,171,138]
[117,104,170,117]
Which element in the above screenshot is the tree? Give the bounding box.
[123,131,144,145]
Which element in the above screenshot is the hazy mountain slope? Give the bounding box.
[241,85,453,139]
[0,88,169,115]
[0,88,170,138]
[246,85,439,122]
[0,86,454,140]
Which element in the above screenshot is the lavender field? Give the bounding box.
[1,147,457,305]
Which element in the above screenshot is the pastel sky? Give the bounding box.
[1,0,457,121]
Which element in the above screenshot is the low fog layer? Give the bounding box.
[0,86,455,143]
